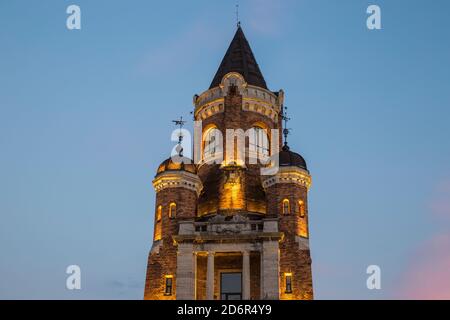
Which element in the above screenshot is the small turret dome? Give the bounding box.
[156,156,197,175]
[278,145,308,171]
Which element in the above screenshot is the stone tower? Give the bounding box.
[144,26,313,300]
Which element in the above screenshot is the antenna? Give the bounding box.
[281,106,291,147]
[172,116,186,156]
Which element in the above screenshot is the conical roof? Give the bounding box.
[209,26,267,89]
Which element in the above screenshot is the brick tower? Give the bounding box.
[144,26,313,300]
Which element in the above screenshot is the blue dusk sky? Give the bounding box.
[1,0,450,299]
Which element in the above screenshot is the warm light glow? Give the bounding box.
[164,275,173,296]
[284,273,293,294]
[154,205,162,241]
[169,203,177,219]
[157,205,162,221]
[219,169,245,211]
[298,200,305,217]
[282,199,290,214]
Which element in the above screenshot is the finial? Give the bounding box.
[172,116,186,157]
[281,106,291,147]
[236,3,240,28]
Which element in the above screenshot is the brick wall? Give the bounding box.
[266,183,313,300]
[144,186,198,299]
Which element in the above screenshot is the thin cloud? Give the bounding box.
[394,234,450,299]
[393,178,450,299]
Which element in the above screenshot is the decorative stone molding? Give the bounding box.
[193,72,283,122]
[261,166,312,190]
[242,98,279,122]
[174,215,283,244]
[153,171,203,196]
[195,98,225,121]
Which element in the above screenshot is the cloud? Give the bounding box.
[393,178,450,299]
[394,234,450,299]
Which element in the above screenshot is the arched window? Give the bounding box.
[203,127,220,160]
[298,200,308,238]
[285,273,293,294]
[154,205,162,241]
[298,200,305,218]
[282,199,290,214]
[164,275,173,296]
[157,205,162,222]
[249,126,269,158]
[169,203,177,219]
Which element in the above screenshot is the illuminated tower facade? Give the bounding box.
[144,26,313,300]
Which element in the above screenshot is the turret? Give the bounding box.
[144,156,202,300]
[262,145,313,299]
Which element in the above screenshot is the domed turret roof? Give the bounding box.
[156,156,197,175]
[278,145,308,171]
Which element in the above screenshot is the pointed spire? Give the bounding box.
[210,26,268,89]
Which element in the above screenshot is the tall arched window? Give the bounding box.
[169,203,177,219]
[203,127,220,160]
[298,200,305,218]
[154,205,162,241]
[157,205,162,222]
[282,199,290,214]
[249,126,269,157]
[298,200,308,238]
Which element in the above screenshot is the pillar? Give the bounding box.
[176,243,195,300]
[206,252,215,300]
[262,241,280,299]
[242,251,250,300]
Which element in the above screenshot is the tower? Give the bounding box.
[144,26,313,300]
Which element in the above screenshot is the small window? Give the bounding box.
[164,276,173,295]
[169,203,177,219]
[285,273,293,294]
[282,199,290,214]
[157,205,162,222]
[298,200,305,218]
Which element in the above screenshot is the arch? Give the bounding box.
[169,202,177,219]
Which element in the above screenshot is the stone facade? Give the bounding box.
[144,26,314,300]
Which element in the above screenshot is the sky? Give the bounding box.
[1,0,450,299]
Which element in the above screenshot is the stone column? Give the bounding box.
[242,251,250,300]
[260,250,264,299]
[262,241,280,300]
[206,252,215,300]
[176,243,195,300]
